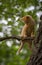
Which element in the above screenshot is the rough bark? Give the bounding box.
[27,15,42,65]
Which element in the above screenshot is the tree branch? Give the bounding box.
[0,35,35,41]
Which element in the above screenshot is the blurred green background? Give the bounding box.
[0,0,42,65]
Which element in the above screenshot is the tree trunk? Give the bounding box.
[27,16,42,65]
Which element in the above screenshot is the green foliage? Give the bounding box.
[0,0,42,65]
